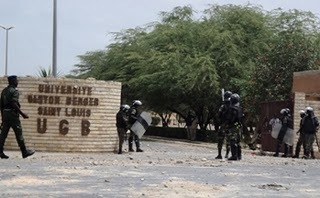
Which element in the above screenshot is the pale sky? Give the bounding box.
[0,0,319,77]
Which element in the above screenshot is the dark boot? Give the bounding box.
[215,147,222,159]
[310,149,315,159]
[0,146,9,159]
[293,144,300,158]
[248,143,256,150]
[273,141,281,157]
[136,148,143,152]
[17,138,35,159]
[0,153,9,159]
[237,145,242,160]
[303,152,310,159]
[118,142,123,154]
[228,143,238,161]
[22,149,35,159]
[128,136,134,152]
[135,135,143,152]
[282,144,288,158]
[0,136,8,159]
[225,144,230,158]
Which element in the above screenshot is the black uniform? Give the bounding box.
[293,114,306,158]
[128,106,143,152]
[215,101,231,159]
[116,109,128,154]
[302,112,319,159]
[273,113,293,157]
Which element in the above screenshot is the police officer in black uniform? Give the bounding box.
[293,110,307,158]
[215,91,232,159]
[116,104,130,154]
[302,107,319,159]
[273,108,293,157]
[128,100,143,152]
[0,75,35,159]
[225,93,244,161]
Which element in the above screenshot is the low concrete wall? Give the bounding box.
[293,70,320,133]
[292,70,320,94]
[0,76,121,152]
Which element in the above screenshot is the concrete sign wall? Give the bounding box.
[0,77,121,152]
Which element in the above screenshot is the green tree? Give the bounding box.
[73,5,320,131]
[249,9,320,111]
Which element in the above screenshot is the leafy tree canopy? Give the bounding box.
[73,4,320,129]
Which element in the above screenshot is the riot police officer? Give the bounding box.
[225,93,244,161]
[116,104,130,154]
[215,91,232,159]
[292,110,307,158]
[302,107,319,159]
[128,100,143,152]
[273,108,293,157]
[0,75,35,159]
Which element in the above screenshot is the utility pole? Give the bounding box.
[52,0,57,77]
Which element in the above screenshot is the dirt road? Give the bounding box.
[0,137,319,197]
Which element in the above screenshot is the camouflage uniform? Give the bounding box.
[225,103,244,160]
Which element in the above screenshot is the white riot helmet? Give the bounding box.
[299,110,305,115]
[280,108,289,115]
[132,100,142,107]
[285,108,290,114]
[305,107,314,116]
[305,106,313,112]
[120,104,130,111]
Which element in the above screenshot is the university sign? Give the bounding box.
[27,84,99,136]
[0,77,121,152]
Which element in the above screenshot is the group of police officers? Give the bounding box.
[2,75,318,160]
[116,100,144,154]
[271,106,319,159]
[215,90,319,160]
[216,91,244,161]
[293,107,319,159]
[116,91,245,161]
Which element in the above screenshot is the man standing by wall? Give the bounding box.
[116,104,130,154]
[0,75,35,159]
[303,107,319,159]
[293,110,307,158]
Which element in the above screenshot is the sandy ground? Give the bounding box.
[0,137,320,198]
